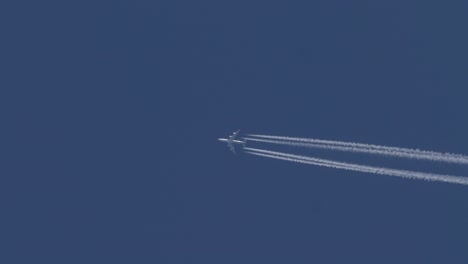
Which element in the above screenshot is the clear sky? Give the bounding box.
[2,0,468,263]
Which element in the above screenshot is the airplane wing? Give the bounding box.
[229,129,240,140]
[228,142,236,155]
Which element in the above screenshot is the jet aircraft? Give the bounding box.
[218,129,246,154]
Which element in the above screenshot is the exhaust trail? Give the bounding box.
[246,134,468,165]
[244,147,468,186]
[243,137,468,164]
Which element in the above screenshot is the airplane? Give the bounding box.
[218,129,246,155]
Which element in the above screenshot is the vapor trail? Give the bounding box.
[244,147,468,186]
[246,134,468,165]
[243,137,468,164]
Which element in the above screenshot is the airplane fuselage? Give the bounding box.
[218,138,245,144]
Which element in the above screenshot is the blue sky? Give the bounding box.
[2,0,468,263]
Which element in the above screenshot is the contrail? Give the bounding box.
[246,134,468,165]
[244,147,468,186]
[243,137,468,164]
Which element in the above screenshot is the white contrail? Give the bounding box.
[245,134,468,165]
[244,147,468,186]
[243,137,468,164]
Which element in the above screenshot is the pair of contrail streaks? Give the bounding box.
[244,147,468,185]
[245,134,468,165]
